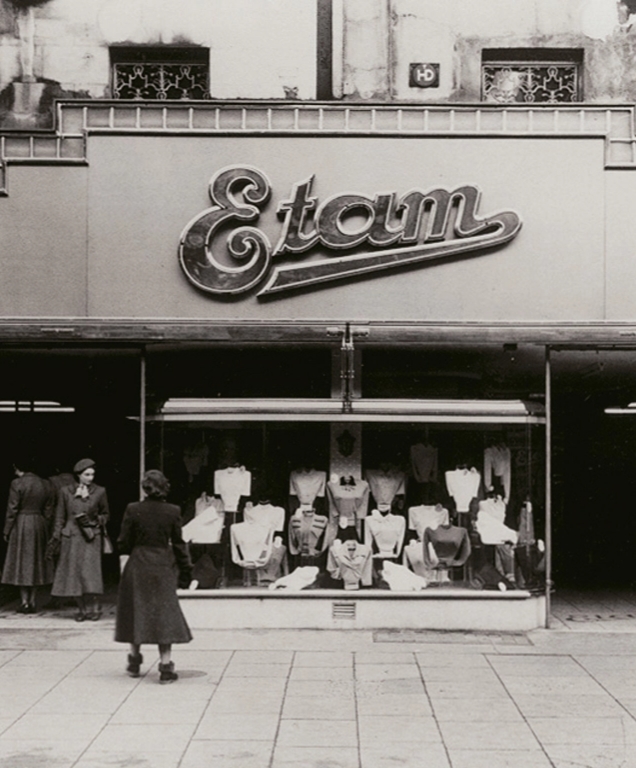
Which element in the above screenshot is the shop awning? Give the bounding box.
[145,398,545,424]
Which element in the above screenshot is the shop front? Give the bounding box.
[3,101,636,629]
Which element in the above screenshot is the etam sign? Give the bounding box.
[179,166,522,298]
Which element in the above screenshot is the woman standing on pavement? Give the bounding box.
[2,460,54,613]
[50,458,109,621]
[115,469,192,684]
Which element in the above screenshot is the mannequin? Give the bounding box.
[289,467,327,506]
[229,520,274,570]
[423,523,472,569]
[410,438,438,484]
[484,441,511,502]
[214,464,251,513]
[254,536,288,586]
[364,464,406,508]
[244,499,285,533]
[327,538,373,590]
[182,493,224,544]
[445,465,481,516]
[364,505,406,560]
[288,506,329,564]
[407,503,449,541]
[326,475,370,541]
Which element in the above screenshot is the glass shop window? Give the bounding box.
[110,46,210,100]
[481,49,583,104]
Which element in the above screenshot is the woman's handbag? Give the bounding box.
[45,536,61,561]
[102,527,114,554]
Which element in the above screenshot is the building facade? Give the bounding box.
[1,0,636,629]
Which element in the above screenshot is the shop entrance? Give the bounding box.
[552,348,636,589]
[0,347,142,589]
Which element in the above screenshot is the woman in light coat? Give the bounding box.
[50,458,109,621]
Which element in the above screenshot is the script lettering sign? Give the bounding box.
[179,166,522,298]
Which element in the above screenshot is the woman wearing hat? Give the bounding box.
[115,470,192,684]
[49,458,109,621]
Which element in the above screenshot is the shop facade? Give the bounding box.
[3,99,636,629]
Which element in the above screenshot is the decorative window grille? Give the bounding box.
[481,50,582,104]
[111,47,210,101]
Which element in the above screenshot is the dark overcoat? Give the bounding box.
[115,499,192,645]
[2,472,54,586]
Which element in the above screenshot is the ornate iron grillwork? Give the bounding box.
[113,63,209,100]
[482,63,579,104]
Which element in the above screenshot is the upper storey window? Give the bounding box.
[111,47,210,100]
[482,49,582,104]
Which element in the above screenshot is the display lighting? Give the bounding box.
[604,402,636,415]
[150,397,545,424]
[0,400,75,413]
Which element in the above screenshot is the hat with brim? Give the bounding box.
[73,458,95,474]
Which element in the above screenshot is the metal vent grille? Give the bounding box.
[332,602,356,620]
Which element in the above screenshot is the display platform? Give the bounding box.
[178,588,545,631]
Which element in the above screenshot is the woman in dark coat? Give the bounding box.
[115,470,192,684]
[50,458,109,621]
[2,461,54,613]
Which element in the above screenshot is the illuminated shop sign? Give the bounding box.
[179,165,522,298]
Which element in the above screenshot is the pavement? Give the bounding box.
[0,590,635,767]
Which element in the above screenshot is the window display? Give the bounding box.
[149,419,544,594]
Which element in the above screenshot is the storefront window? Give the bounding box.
[145,343,546,595]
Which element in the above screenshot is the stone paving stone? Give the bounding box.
[447,748,553,768]
[528,716,636,745]
[355,678,425,697]
[75,750,184,768]
[89,723,195,753]
[180,740,273,768]
[110,696,210,724]
[437,720,542,751]
[415,652,492,668]
[195,713,280,741]
[223,662,291,678]
[204,690,284,714]
[430,697,524,723]
[286,678,355,698]
[281,695,356,720]
[425,679,509,698]
[512,693,626,718]
[0,739,89,766]
[419,666,501,682]
[545,743,636,768]
[272,746,359,767]
[1,712,107,741]
[355,651,416,664]
[293,651,353,667]
[231,650,294,664]
[214,676,287,694]
[355,663,421,681]
[356,692,433,717]
[501,675,607,696]
[276,719,358,748]
[360,742,451,768]
[289,665,354,681]
[357,715,442,745]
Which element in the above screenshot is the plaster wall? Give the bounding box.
[339,0,636,103]
[0,0,317,99]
